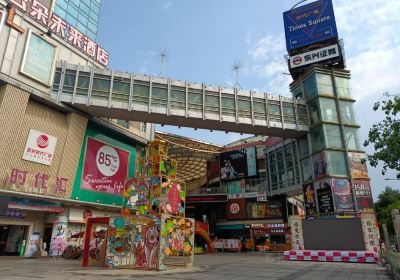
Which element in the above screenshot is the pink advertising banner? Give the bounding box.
[81,138,129,195]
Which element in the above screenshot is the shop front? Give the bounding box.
[250,223,291,252]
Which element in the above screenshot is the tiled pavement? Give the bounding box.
[0,253,393,280]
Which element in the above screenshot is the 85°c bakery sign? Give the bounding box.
[81,138,130,195]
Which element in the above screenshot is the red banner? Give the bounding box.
[81,138,129,195]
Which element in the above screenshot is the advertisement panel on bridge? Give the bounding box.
[219,147,257,181]
[283,0,338,51]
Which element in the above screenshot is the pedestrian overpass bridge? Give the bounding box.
[52,62,309,137]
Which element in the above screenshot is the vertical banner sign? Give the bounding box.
[220,147,257,180]
[302,183,317,217]
[20,30,56,85]
[50,216,68,256]
[360,213,380,252]
[348,152,369,179]
[289,216,304,250]
[283,0,338,51]
[352,180,374,212]
[315,178,334,214]
[82,138,130,195]
[331,178,355,212]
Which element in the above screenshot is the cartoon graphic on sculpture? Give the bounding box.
[144,226,159,269]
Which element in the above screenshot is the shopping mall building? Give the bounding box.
[0,0,378,259]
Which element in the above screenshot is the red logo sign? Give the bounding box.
[230,203,240,214]
[36,135,49,148]
[293,56,302,65]
[82,138,130,195]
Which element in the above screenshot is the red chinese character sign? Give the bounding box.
[82,138,129,195]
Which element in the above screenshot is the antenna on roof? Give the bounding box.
[232,61,243,91]
[159,48,169,76]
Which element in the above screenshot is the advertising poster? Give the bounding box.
[331,178,355,212]
[348,152,369,179]
[22,129,57,166]
[352,180,374,212]
[81,137,130,195]
[313,151,327,180]
[315,179,334,214]
[49,216,68,257]
[283,0,338,51]
[220,147,257,181]
[20,31,56,85]
[302,183,317,217]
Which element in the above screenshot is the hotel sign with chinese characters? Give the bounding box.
[8,0,109,66]
[22,129,57,165]
[290,44,339,69]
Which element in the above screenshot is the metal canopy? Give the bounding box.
[52,62,310,137]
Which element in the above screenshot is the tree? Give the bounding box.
[364,92,400,174]
[374,186,400,236]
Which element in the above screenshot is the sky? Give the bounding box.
[97,0,400,200]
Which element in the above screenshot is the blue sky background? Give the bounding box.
[97,0,400,199]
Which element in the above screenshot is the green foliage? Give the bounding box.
[374,187,400,236]
[364,93,400,174]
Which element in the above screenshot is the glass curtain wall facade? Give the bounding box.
[54,0,101,40]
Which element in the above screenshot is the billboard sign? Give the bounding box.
[315,178,334,214]
[283,0,338,51]
[302,183,317,217]
[290,44,339,68]
[21,30,56,85]
[352,180,374,212]
[348,152,369,179]
[331,178,355,212]
[81,137,130,195]
[220,147,257,180]
[22,129,57,165]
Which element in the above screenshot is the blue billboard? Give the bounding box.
[283,0,338,51]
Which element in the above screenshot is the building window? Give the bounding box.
[141,123,147,132]
[344,127,362,151]
[319,97,338,123]
[297,136,309,159]
[308,99,321,126]
[323,124,342,149]
[117,119,129,129]
[301,158,312,181]
[310,126,325,153]
[335,77,352,99]
[326,151,347,176]
[316,73,334,96]
[339,101,357,125]
[304,74,317,100]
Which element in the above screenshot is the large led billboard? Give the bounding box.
[283,0,338,51]
[220,147,257,181]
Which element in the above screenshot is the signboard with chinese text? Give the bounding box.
[283,0,338,51]
[360,213,379,252]
[81,137,130,195]
[22,129,57,165]
[20,30,56,85]
[315,178,334,214]
[352,180,374,212]
[331,178,355,212]
[348,152,369,179]
[8,0,109,66]
[290,44,339,68]
[220,147,257,181]
[186,194,227,203]
[302,183,317,217]
[289,215,304,250]
[8,197,64,213]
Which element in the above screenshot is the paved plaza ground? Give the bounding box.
[0,253,392,280]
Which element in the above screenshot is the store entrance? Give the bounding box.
[0,225,28,256]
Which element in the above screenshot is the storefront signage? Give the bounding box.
[8,0,109,66]
[22,129,57,165]
[230,203,240,214]
[186,194,227,203]
[6,167,69,197]
[20,30,56,85]
[8,197,64,213]
[283,0,338,51]
[302,183,317,217]
[348,152,369,179]
[352,180,374,212]
[316,182,334,214]
[360,213,379,252]
[0,209,26,219]
[226,199,247,219]
[228,191,267,200]
[0,9,5,34]
[289,44,339,68]
[289,216,304,250]
[81,137,130,195]
[220,147,257,180]
[331,178,355,212]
